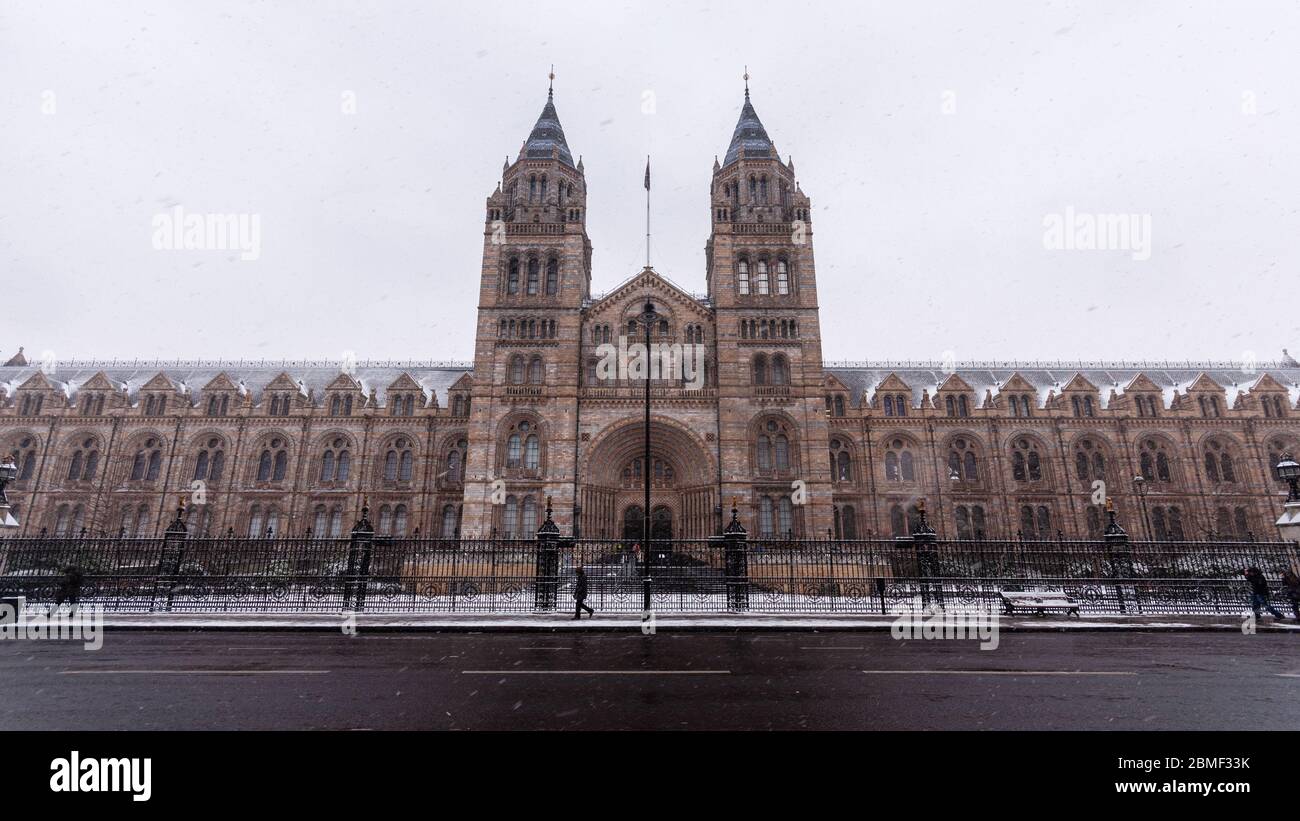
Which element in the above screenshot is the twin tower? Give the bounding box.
[459,82,833,541]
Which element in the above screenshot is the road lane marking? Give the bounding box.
[1276,673,1300,678]
[863,670,1135,676]
[801,646,866,650]
[60,669,330,675]
[463,670,730,675]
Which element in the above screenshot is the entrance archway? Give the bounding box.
[580,417,716,540]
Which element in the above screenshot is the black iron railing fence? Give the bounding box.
[1,505,1296,616]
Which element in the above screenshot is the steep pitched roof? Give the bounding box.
[521,88,575,167]
[722,90,775,166]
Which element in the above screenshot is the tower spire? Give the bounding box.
[548,64,554,99]
[743,66,750,99]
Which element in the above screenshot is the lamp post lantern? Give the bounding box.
[640,299,657,612]
[1132,474,1152,541]
[0,457,17,506]
[0,456,20,539]
[1276,454,1300,502]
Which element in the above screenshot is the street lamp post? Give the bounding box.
[640,299,657,613]
[1276,454,1300,502]
[1132,474,1152,541]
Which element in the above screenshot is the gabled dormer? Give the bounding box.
[998,373,1038,418]
[324,374,361,417]
[140,372,181,417]
[14,372,54,417]
[1122,373,1164,418]
[935,373,974,418]
[1248,372,1290,419]
[74,372,115,416]
[386,373,423,417]
[1061,373,1100,418]
[201,372,239,417]
[448,373,473,418]
[263,372,301,417]
[1186,373,1227,418]
[823,373,851,418]
[874,373,913,417]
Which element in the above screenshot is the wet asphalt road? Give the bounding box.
[0,630,1296,730]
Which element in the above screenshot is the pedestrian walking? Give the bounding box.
[51,564,83,615]
[1281,568,1300,620]
[1243,566,1284,620]
[573,565,594,619]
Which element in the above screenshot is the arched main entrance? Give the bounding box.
[579,417,716,540]
[621,504,673,541]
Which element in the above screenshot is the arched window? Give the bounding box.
[522,496,538,534]
[1011,438,1042,482]
[1203,438,1236,484]
[507,258,520,294]
[841,505,858,540]
[890,505,907,537]
[313,505,328,537]
[884,439,915,482]
[752,354,768,386]
[771,355,788,386]
[834,395,846,417]
[509,355,526,385]
[758,496,774,537]
[442,504,459,538]
[251,438,287,482]
[776,260,790,294]
[1139,439,1173,483]
[755,260,770,294]
[947,438,978,481]
[737,259,750,295]
[504,495,520,537]
[503,420,538,472]
[829,438,852,482]
[526,258,540,295]
[757,419,793,474]
[883,395,894,416]
[195,437,224,483]
[130,437,163,482]
[528,356,544,384]
[66,437,98,482]
[546,258,559,295]
[382,438,413,482]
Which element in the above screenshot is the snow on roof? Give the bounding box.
[828,362,1300,413]
[0,361,473,409]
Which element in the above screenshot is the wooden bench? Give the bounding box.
[1000,590,1081,618]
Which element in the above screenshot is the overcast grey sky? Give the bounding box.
[2,0,1297,364]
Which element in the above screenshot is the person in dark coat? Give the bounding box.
[572,566,594,620]
[52,564,84,615]
[1243,566,1284,620]
[1281,569,1300,620]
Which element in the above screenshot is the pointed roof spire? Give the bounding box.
[520,68,575,167]
[4,347,26,367]
[723,71,774,167]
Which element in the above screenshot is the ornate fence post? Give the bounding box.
[912,499,942,609]
[153,498,187,613]
[344,500,374,612]
[1103,499,1134,614]
[723,499,749,612]
[534,497,560,611]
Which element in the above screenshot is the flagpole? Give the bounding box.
[645,155,651,268]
